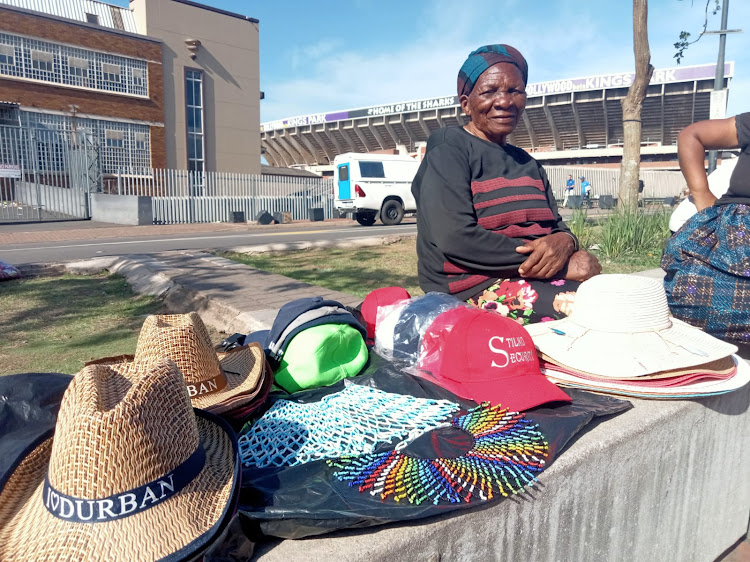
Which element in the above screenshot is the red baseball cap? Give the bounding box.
[360,286,411,341]
[418,307,571,412]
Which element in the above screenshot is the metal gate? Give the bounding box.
[0,124,99,222]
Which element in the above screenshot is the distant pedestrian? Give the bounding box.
[580,176,591,205]
[563,174,574,208]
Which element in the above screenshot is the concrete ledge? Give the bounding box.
[91,193,153,226]
[254,385,750,561]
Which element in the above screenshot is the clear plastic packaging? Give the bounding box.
[374,292,467,365]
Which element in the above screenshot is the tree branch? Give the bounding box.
[674,0,720,63]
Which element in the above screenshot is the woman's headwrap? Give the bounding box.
[457,44,528,97]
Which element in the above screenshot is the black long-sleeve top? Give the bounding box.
[411,126,576,301]
[717,112,750,205]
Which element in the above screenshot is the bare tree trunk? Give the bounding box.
[618,0,654,210]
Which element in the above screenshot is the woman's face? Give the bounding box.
[460,62,527,145]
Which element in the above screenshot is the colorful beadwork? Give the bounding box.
[328,403,548,505]
[239,382,459,468]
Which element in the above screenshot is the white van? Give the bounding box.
[333,153,420,226]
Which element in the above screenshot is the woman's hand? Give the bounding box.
[515,232,575,279]
[564,250,601,282]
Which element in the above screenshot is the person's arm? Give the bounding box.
[515,165,578,278]
[414,141,529,274]
[678,116,739,211]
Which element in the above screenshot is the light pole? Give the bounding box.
[706,0,741,173]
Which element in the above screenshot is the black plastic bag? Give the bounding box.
[0,372,72,479]
[238,353,632,539]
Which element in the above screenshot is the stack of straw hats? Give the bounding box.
[0,355,240,561]
[526,275,750,399]
[93,312,271,417]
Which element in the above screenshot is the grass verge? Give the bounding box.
[0,273,167,375]
[220,237,665,298]
[222,242,423,298]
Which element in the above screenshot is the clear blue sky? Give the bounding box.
[115,0,749,122]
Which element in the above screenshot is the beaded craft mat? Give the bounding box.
[328,403,549,505]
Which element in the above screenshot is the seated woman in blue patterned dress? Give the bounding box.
[662,112,750,351]
[411,44,601,325]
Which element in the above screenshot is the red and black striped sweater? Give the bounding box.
[411,126,577,301]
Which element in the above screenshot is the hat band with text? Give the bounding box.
[43,444,206,523]
[186,374,228,397]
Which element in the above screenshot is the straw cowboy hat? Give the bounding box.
[0,358,240,561]
[92,312,266,412]
[526,274,738,378]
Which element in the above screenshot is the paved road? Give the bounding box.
[0,219,417,265]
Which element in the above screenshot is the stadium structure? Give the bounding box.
[261,63,733,172]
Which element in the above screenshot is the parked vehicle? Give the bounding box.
[333,153,420,226]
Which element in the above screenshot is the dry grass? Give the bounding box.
[221,239,423,298]
[221,237,664,297]
[0,273,222,375]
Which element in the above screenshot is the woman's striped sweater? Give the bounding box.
[411,126,576,301]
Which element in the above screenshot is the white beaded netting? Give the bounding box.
[238,383,459,468]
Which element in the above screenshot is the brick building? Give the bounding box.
[0,0,260,175]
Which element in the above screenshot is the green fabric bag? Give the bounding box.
[274,324,368,393]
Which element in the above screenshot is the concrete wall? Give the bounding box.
[14,181,87,218]
[131,0,261,174]
[255,385,750,562]
[91,193,152,225]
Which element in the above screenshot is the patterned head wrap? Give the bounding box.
[457,44,528,97]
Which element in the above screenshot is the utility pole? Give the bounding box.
[706,0,731,173]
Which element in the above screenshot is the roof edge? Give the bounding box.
[168,0,259,23]
[0,3,162,44]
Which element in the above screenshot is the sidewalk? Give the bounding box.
[64,249,363,335]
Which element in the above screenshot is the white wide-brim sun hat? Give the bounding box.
[525,274,738,379]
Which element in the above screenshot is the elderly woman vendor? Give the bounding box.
[411,44,600,324]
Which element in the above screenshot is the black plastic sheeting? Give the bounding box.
[237,353,633,539]
[0,372,72,479]
[0,356,632,548]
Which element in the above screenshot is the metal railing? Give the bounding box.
[544,166,686,203]
[0,124,97,221]
[113,167,336,225]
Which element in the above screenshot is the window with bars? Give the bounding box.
[68,56,89,86]
[132,68,144,88]
[102,63,121,84]
[31,50,54,74]
[134,132,147,150]
[0,44,14,66]
[0,32,148,96]
[22,111,151,173]
[105,129,125,148]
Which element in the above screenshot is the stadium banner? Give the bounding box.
[525,62,733,97]
[261,63,733,132]
[347,96,458,119]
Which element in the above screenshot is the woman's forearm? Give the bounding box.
[677,117,739,211]
[678,130,715,210]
